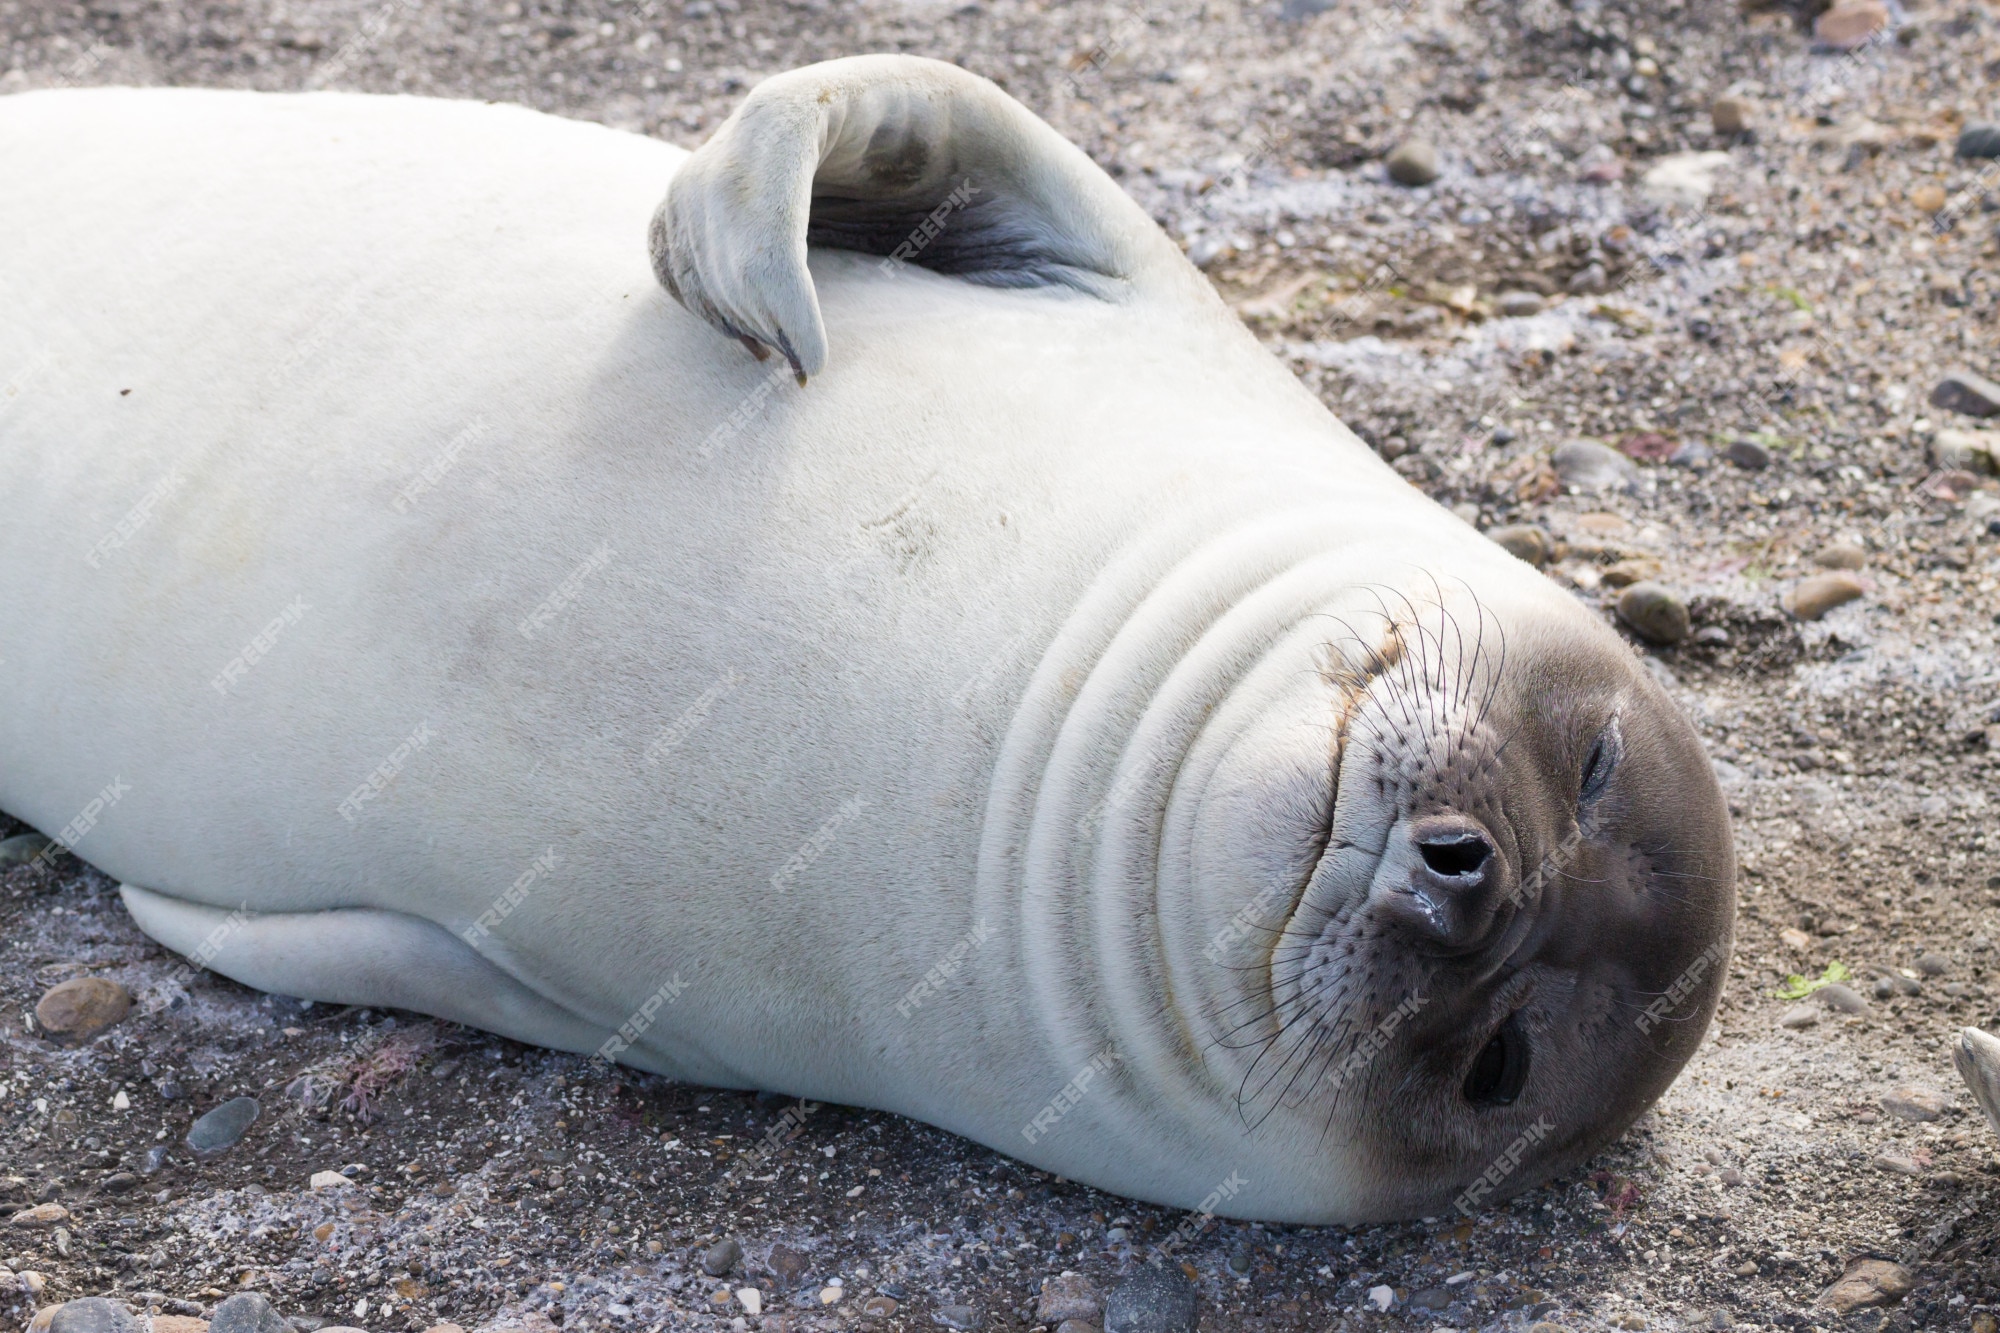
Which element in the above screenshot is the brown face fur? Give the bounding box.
[1262,595,1735,1220]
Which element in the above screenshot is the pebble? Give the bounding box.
[1813,541,1867,570]
[1385,139,1439,187]
[1911,184,1947,214]
[50,1299,138,1333]
[1639,151,1730,208]
[768,1242,808,1288]
[1871,1154,1923,1175]
[1485,524,1552,567]
[1932,427,2000,475]
[1780,1005,1820,1030]
[861,1296,898,1319]
[1552,438,1638,492]
[1881,1087,1948,1121]
[308,1171,352,1190]
[734,1288,761,1316]
[1817,1259,1912,1314]
[932,1305,979,1330]
[1957,122,2000,160]
[1496,291,1544,318]
[1615,582,1691,645]
[1602,557,1663,589]
[0,834,53,869]
[1710,96,1754,135]
[186,1097,260,1155]
[1036,1275,1102,1324]
[1779,927,1811,949]
[1620,431,1677,463]
[1723,438,1771,470]
[1816,983,1869,1015]
[1567,262,1608,294]
[1916,955,1950,977]
[1055,1323,1095,1333]
[1813,0,1889,49]
[1932,370,2000,418]
[9,1203,70,1228]
[34,977,133,1040]
[208,1294,286,1333]
[1366,1286,1396,1312]
[1103,1265,1197,1333]
[701,1236,743,1276]
[1786,571,1865,621]
[1410,1288,1454,1311]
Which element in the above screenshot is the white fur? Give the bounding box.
[0,79,1578,1221]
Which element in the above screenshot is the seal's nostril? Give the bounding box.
[1418,834,1492,879]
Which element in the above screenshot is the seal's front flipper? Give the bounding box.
[650,54,1205,382]
[1956,1027,2000,1140]
[118,883,632,1066]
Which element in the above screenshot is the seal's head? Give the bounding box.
[1209,579,1734,1221]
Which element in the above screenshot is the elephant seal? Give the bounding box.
[0,56,1734,1224]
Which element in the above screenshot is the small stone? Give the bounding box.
[768,1242,808,1288]
[1485,525,1552,567]
[1959,123,2000,160]
[861,1297,898,1319]
[1568,262,1608,294]
[0,834,54,869]
[1411,1288,1455,1311]
[1871,1154,1923,1175]
[1785,572,1865,621]
[1103,1264,1198,1333]
[734,1288,761,1316]
[1931,428,2000,474]
[309,1171,353,1190]
[1780,1005,1820,1030]
[1367,1287,1395,1313]
[1881,1087,1949,1121]
[34,977,133,1039]
[1779,927,1811,949]
[1603,557,1663,589]
[701,1236,742,1276]
[1814,541,1867,570]
[1911,184,1948,214]
[148,1318,205,1333]
[1386,139,1439,187]
[50,1298,138,1333]
[1640,151,1731,208]
[1669,439,1712,468]
[1816,983,1869,1015]
[9,1203,69,1228]
[1036,1275,1101,1325]
[1916,955,1949,977]
[1496,291,1544,318]
[1711,96,1754,135]
[1553,438,1638,492]
[99,1172,137,1193]
[209,1294,286,1333]
[420,1326,465,1333]
[1693,626,1728,646]
[1932,370,2000,418]
[186,1097,260,1155]
[1732,1261,1759,1277]
[932,1305,979,1331]
[1055,1323,1094,1333]
[1972,1316,1998,1333]
[1818,1259,1912,1314]
[1620,431,1678,463]
[1724,438,1771,470]
[1814,1,1889,49]
[1616,582,1691,646]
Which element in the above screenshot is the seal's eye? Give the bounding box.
[1463,1014,1530,1107]
[1578,718,1622,806]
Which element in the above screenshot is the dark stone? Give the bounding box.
[1725,438,1772,469]
[50,1298,140,1333]
[1103,1264,1198,1333]
[185,1096,261,1155]
[701,1236,742,1277]
[210,1293,290,1333]
[1932,370,2000,418]
[1957,122,2000,160]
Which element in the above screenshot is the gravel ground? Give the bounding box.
[4,0,2000,1331]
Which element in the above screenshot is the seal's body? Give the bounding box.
[0,62,1734,1223]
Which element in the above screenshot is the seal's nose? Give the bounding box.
[1379,815,1508,951]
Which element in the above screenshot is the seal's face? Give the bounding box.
[1258,590,1734,1220]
